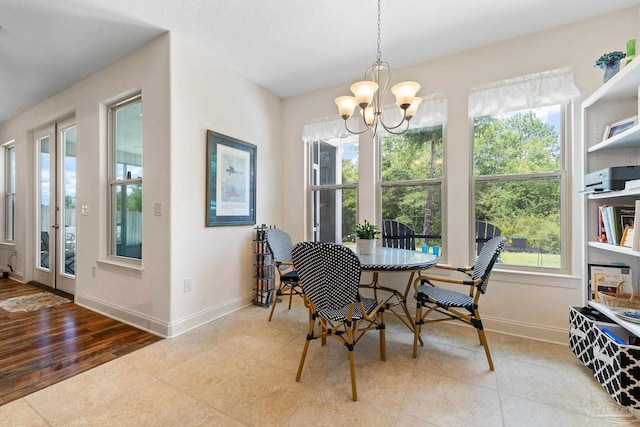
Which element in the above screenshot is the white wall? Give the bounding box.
[167,35,282,335]
[0,32,283,338]
[281,8,640,342]
[0,34,173,334]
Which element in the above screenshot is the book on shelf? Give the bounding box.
[597,205,635,245]
[634,200,640,251]
[588,263,633,301]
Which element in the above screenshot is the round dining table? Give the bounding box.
[354,247,438,338]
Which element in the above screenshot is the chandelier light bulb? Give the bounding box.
[350,80,379,108]
[391,81,421,109]
[364,107,376,125]
[405,97,423,119]
[335,96,358,119]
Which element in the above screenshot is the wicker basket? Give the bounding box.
[598,288,640,310]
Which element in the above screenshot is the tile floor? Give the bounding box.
[1,301,639,426]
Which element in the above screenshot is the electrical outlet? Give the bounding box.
[184,277,193,292]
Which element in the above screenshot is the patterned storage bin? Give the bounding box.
[569,306,612,370]
[592,325,640,408]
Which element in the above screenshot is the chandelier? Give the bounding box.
[335,0,422,136]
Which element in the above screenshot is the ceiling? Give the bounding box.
[2,0,640,125]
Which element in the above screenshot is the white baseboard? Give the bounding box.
[75,293,170,337]
[405,300,568,345]
[482,315,568,345]
[75,292,255,338]
[166,294,254,337]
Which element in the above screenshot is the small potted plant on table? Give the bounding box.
[355,220,380,255]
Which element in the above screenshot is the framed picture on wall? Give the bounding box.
[206,130,256,226]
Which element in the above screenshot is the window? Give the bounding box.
[473,105,565,268]
[469,68,578,270]
[380,126,443,252]
[108,95,142,260]
[309,135,358,244]
[4,143,14,242]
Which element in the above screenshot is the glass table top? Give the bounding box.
[353,247,438,271]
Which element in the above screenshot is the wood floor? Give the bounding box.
[0,279,162,406]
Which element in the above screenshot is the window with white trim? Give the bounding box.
[309,135,358,243]
[4,143,14,242]
[380,125,443,252]
[469,67,579,270]
[108,95,142,260]
[379,94,447,253]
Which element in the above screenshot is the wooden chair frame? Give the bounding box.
[292,241,386,401]
[296,297,386,401]
[412,236,506,370]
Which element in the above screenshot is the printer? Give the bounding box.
[584,166,640,192]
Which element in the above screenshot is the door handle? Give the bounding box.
[52,225,60,229]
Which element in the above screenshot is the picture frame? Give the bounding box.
[206,130,256,227]
[621,226,635,248]
[588,263,631,301]
[602,115,638,141]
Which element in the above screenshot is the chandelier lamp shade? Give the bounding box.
[335,0,422,136]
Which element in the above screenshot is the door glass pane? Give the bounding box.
[62,127,76,276]
[38,136,50,270]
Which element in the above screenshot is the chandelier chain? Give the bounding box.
[376,0,382,62]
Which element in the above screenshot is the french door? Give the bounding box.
[33,118,76,294]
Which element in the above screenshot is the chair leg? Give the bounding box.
[296,317,316,382]
[413,303,423,358]
[287,283,295,309]
[474,310,494,371]
[379,312,386,361]
[346,323,357,401]
[267,281,283,322]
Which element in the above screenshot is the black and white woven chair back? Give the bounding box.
[292,242,361,312]
[266,228,294,265]
[472,236,506,294]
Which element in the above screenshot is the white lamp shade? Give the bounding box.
[350,80,379,107]
[335,96,357,118]
[364,107,376,125]
[391,81,421,108]
[405,97,423,119]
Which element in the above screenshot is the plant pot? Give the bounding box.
[357,238,376,255]
[603,61,621,83]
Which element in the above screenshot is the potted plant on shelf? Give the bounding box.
[355,220,380,255]
[595,51,626,83]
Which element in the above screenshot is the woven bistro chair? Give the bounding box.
[292,242,386,401]
[412,236,506,370]
[266,228,302,321]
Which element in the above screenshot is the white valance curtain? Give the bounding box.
[468,66,580,117]
[302,93,448,142]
